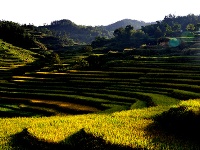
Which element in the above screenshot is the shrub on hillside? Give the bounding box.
[80,45,93,53]
[72,58,89,70]
[153,100,200,141]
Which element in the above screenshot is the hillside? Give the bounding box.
[0,21,49,50]
[38,19,153,45]
[0,35,200,149]
[38,19,113,44]
[1,14,200,149]
[0,39,39,79]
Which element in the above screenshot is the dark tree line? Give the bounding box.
[0,20,75,50]
[39,19,113,44]
[141,14,200,38]
[92,25,148,51]
[0,21,37,49]
[91,14,200,51]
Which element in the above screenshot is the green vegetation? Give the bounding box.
[0,21,46,50]
[0,37,200,149]
[91,14,200,53]
[1,14,200,149]
[38,19,113,45]
[154,100,200,143]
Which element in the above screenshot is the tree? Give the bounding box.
[0,21,37,49]
[154,27,163,38]
[125,25,134,39]
[125,25,134,34]
[113,27,124,38]
[195,23,200,31]
[171,23,182,36]
[113,25,135,42]
[165,24,173,36]
[91,36,109,48]
[186,23,195,31]
[81,45,93,52]
[141,25,157,37]
[172,23,181,32]
[131,30,148,47]
[85,55,105,69]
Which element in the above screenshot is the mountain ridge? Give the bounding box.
[38,19,154,44]
[101,19,154,31]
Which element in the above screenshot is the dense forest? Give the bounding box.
[0,21,75,50]
[38,19,153,44]
[0,21,40,49]
[0,19,152,50]
[38,19,112,44]
[91,14,200,52]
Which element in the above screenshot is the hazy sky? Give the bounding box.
[1,0,200,26]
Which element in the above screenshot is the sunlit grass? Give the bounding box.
[178,99,200,113]
[138,93,179,106]
[35,72,69,75]
[180,99,200,107]
[12,80,26,82]
[1,103,199,149]
[130,100,147,109]
[0,40,36,63]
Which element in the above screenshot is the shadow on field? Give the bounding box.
[144,106,200,148]
[0,102,54,118]
[10,128,141,150]
[0,108,55,118]
[1,56,46,81]
[0,96,102,118]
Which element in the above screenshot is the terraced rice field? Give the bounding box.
[6,56,200,114]
[1,39,200,149]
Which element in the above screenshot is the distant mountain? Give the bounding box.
[38,19,154,45]
[0,19,154,50]
[39,19,113,44]
[103,19,154,31]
